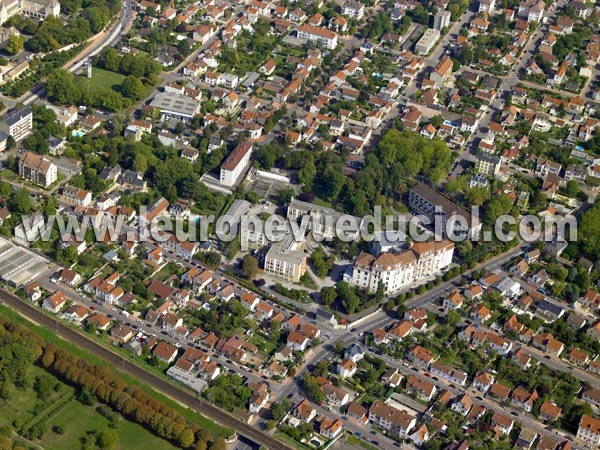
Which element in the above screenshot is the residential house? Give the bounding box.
[43,291,65,314]
[153,342,178,364]
[368,400,416,439]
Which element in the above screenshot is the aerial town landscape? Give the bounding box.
[0,0,599,448]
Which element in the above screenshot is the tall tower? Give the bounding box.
[87,58,92,78]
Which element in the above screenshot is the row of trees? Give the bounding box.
[0,313,222,449]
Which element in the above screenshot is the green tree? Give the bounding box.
[194,441,208,450]
[447,309,460,325]
[96,429,118,449]
[5,35,24,55]
[337,281,360,314]
[132,153,148,175]
[564,180,578,198]
[45,70,80,104]
[5,136,15,151]
[178,428,195,448]
[121,75,145,99]
[430,115,444,128]
[8,189,33,214]
[320,286,336,307]
[270,400,290,421]
[240,254,259,279]
[302,375,325,403]
[0,181,11,198]
[103,47,120,72]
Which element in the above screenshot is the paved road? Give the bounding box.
[0,0,135,110]
[0,287,295,450]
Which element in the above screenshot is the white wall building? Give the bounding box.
[349,239,454,295]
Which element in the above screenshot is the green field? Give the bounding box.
[0,305,232,438]
[0,365,177,450]
[84,67,126,91]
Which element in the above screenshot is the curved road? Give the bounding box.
[1,0,135,110]
[0,288,293,450]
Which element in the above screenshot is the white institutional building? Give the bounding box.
[348,239,454,294]
[0,0,60,24]
[219,140,253,187]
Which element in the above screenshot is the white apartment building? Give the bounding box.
[1,107,33,141]
[297,24,338,49]
[220,141,253,187]
[475,154,501,176]
[219,73,239,89]
[19,151,57,187]
[429,362,468,386]
[287,198,361,241]
[415,28,440,55]
[478,0,495,13]
[264,236,307,283]
[341,1,364,19]
[349,239,454,295]
[577,415,600,447]
[368,401,416,439]
[433,10,451,30]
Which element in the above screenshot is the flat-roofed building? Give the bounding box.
[1,107,32,141]
[0,0,60,26]
[264,236,307,283]
[415,28,440,55]
[149,92,201,122]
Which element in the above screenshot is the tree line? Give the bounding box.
[0,313,225,450]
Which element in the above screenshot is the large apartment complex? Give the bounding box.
[409,184,482,238]
[349,239,454,294]
[19,151,57,187]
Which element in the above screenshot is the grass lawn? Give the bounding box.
[44,398,178,450]
[311,197,333,209]
[0,305,232,438]
[78,67,156,102]
[0,169,17,180]
[249,333,278,356]
[84,67,125,91]
[345,435,379,450]
[0,365,66,430]
[0,365,177,450]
